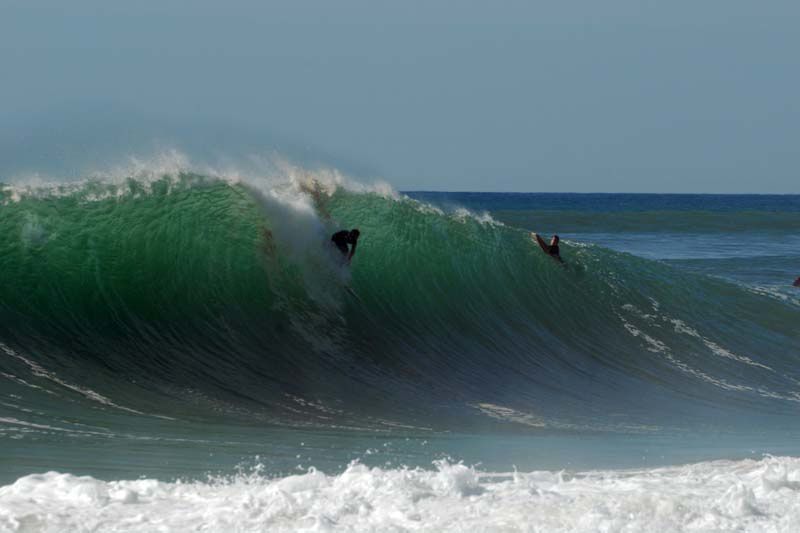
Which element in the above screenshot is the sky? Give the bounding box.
[1,0,798,193]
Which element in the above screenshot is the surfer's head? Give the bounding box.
[551,235,560,245]
[349,229,360,241]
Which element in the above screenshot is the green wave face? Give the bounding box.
[1,176,272,320]
[1,174,799,432]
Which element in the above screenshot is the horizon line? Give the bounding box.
[402,190,800,196]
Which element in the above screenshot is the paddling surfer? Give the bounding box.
[531,232,563,263]
[331,229,360,264]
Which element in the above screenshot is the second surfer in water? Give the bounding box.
[331,229,360,264]
[531,232,563,263]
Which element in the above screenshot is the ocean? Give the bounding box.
[1,166,799,531]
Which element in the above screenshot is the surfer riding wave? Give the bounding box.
[331,229,360,264]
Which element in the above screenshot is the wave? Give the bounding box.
[407,192,800,233]
[1,166,800,433]
[488,209,800,234]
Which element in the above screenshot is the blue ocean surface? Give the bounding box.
[1,174,799,531]
[409,191,800,298]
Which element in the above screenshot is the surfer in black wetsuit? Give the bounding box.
[794,277,800,288]
[331,229,360,263]
[531,233,563,263]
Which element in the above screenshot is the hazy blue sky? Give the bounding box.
[1,1,798,192]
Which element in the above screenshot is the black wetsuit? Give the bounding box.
[331,230,353,256]
[547,243,563,263]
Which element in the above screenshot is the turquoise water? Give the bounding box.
[1,178,799,484]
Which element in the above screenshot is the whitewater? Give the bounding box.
[1,153,799,531]
[3,457,800,532]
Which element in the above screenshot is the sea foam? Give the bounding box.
[2,456,799,532]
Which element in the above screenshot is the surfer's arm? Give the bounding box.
[532,232,551,254]
[347,240,358,262]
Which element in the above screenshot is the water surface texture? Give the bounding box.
[1,175,799,531]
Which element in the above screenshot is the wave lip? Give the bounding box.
[2,456,799,532]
